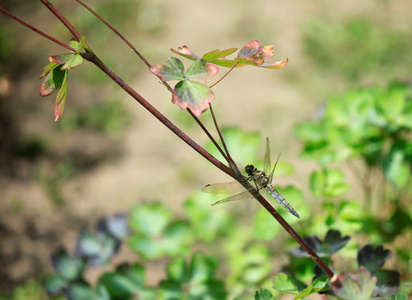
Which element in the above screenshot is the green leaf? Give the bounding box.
[295,277,328,299]
[382,145,410,189]
[390,293,408,300]
[43,275,67,295]
[54,69,69,121]
[99,273,140,298]
[202,48,238,60]
[184,191,234,242]
[273,273,303,295]
[189,253,217,283]
[150,57,185,81]
[310,169,349,198]
[172,79,214,116]
[129,203,171,236]
[67,283,97,300]
[162,220,192,255]
[39,65,65,97]
[166,257,188,283]
[128,235,162,259]
[185,59,218,80]
[254,289,276,300]
[51,248,85,281]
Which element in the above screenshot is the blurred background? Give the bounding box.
[1,0,411,298]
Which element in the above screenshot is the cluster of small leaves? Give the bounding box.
[150,40,288,116]
[295,81,412,189]
[43,214,128,299]
[330,245,402,299]
[39,37,85,121]
[284,230,405,299]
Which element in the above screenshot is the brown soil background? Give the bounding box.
[0,0,410,296]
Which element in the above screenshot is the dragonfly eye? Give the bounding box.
[245,165,255,175]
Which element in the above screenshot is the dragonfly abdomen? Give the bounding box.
[265,185,301,219]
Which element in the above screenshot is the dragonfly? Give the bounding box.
[202,138,301,219]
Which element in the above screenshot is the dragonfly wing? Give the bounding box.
[211,191,254,206]
[263,137,271,175]
[269,153,281,182]
[202,181,247,194]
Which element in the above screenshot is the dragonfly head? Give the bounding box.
[245,165,255,176]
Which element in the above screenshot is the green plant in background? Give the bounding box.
[303,17,412,82]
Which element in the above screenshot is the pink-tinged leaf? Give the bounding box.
[202,48,238,60]
[259,57,289,69]
[61,54,83,70]
[69,36,85,53]
[49,54,73,65]
[236,40,288,68]
[172,80,214,116]
[39,67,66,97]
[149,57,185,81]
[39,62,60,79]
[331,267,378,300]
[185,59,219,81]
[49,53,83,70]
[170,45,200,61]
[54,69,69,121]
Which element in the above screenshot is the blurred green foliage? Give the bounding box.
[303,17,412,81]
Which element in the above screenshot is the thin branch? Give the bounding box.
[0,6,75,52]
[209,62,239,89]
[40,0,82,42]
[209,104,242,177]
[74,0,172,94]
[187,109,230,165]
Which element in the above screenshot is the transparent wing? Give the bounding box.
[268,153,281,183]
[202,181,247,194]
[263,137,271,175]
[210,191,254,206]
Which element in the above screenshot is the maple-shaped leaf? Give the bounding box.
[171,40,288,69]
[150,57,218,116]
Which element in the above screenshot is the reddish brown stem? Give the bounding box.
[0,6,75,52]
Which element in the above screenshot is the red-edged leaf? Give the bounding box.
[235,40,288,69]
[172,80,214,116]
[170,45,200,61]
[49,54,73,65]
[259,57,289,69]
[150,57,185,81]
[39,62,60,79]
[49,53,83,70]
[39,67,66,97]
[202,48,238,60]
[54,69,69,121]
[185,59,219,81]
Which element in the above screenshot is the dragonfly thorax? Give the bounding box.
[245,165,256,176]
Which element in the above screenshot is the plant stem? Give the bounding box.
[209,62,239,89]
[0,6,75,52]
